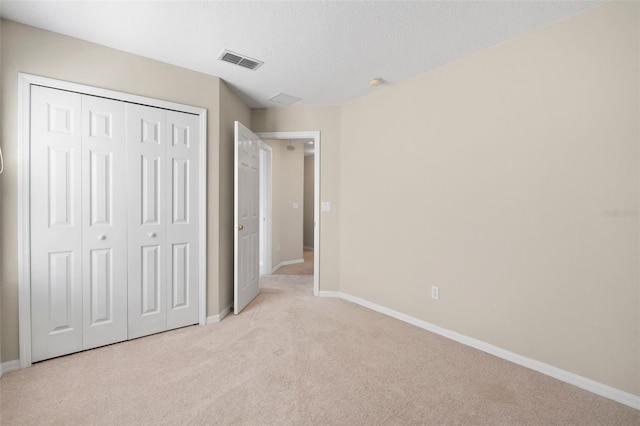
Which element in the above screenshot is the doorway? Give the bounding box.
[257,131,320,296]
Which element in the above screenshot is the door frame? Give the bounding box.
[17,73,208,368]
[257,131,320,296]
[258,142,273,277]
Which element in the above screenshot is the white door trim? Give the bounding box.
[17,73,208,368]
[256,131,321,297]
[258,142,273,277]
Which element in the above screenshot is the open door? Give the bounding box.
[234,121,261,314]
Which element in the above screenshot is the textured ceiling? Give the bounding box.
[1,1,603,108]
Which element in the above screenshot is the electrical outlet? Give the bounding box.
[431,286,439,300]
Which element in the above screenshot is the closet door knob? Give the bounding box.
[98,234,106,240]
[149,232,157,238]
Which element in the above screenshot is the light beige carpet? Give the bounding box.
[274,250,314,275]
[1,275,638,425]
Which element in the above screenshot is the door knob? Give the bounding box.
[148,232,157,238]
[98,234,106,240]
[238,224,244,231]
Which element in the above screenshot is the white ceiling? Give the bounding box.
[1,1,603,108]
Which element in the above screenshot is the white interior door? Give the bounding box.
[127,104,168,339]
[30,86,83,362]
[165,111,200,329]
[234,121,261,314]
[81,95,128,350]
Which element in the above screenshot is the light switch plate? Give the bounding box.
[431,286,439,300]
[293,202,299,209]
[321,202,332,212]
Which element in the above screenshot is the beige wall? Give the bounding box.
[303,155,314,249]
[251,107,341,291]
[0,20,228,362]
[339,2,639,395]
[218,82,251,312]
[265,140,304,268]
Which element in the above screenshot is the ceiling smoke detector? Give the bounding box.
[370,78,384,87]
[218,49,263,70]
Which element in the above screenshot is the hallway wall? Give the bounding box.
[265,140,304,269]
[303,155,315,249]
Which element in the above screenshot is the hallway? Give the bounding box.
[273,250,313,276]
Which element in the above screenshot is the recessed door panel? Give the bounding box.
[141,245,160,314]
[239,235,249,291]
[89,151,112,226]
[172,124,189,148]
[48,104,73,134]
[250,233,259,285]
[48,251,75,333]
[90,111,112,139]
[142,120,160,144]
[141,155,160,225]
[89,248,113,325]
[171,243,189,309]
[172,158,189,224]
[48,147,74,228]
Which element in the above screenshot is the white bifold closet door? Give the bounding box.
[81,95,128,351]
[31,86,128,362]
[127,104,200,339]
[164,110,200,330]
[30,85,200,362]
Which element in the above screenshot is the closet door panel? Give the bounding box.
[30,86,83,362]
[127,104,167,339]
[81,95,128,350]
[166,111,199,329]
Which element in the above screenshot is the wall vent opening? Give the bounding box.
[218,49,264,71]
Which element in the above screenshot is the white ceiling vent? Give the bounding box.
[268,93,302,106]
[218,49,263,70]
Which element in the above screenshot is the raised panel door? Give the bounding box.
[234,122,261,314]
[127,104,167,339]
[81,95,128,350]
[30,86,83,362]
[165,111,199,329]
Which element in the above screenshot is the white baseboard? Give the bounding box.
[206,303,233,324]
[0,359,20,377]
[318,291,640,410]
[271,258,304,274]
[318,291,341,298]
[303,246,314,251]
